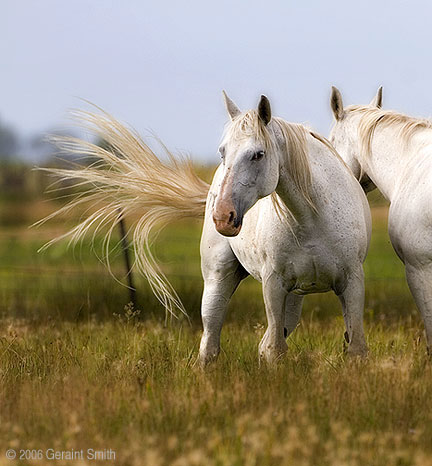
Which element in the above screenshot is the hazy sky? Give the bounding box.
[2,0,432,161]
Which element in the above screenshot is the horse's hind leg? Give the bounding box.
[405,263,432,353]
[199,242,247,366]
[337,268,368,356]
[284,294,304,338]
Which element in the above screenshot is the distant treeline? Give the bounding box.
[0,162,48,199]
[0,158,386,206]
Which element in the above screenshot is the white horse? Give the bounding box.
[329,86,432,353]
[40,93,371,364]
[199,93,370,364]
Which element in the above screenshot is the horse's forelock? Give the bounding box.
[223,111,317,216]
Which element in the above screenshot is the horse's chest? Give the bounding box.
[230,235,336,293]
[281,251,335,294]
[288,261,333,294]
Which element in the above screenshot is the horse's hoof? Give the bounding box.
[346,345,368,358]
[198,351,219,368]
[258,347,287,365]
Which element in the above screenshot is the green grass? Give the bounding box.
[0,191,431,466]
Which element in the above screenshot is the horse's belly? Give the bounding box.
[289,275,333,295]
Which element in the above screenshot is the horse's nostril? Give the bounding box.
[228,211,235,224]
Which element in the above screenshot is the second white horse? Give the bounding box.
[330,86,432,353]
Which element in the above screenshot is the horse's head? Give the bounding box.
[329,86,382,191]
[212,93,280,237]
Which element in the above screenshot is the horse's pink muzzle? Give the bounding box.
[212,199,242,237]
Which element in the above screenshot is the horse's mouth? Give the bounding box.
[213,218,242,237]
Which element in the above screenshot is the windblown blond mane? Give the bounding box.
[224,110,316,214]
[348,106,432,160]
[36,109,209,318]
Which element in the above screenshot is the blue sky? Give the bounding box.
[2,0,432,161]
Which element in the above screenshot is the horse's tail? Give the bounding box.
[36,108,210,317]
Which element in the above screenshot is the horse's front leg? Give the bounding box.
[259,274,289,363]
[199,272,242,366]
[260,293,303,362]
[198,228,246,366]
[337,267,368,357]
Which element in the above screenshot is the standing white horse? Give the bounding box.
[199,93,370,364]
[40,93,370,364]
[329,86,432,353]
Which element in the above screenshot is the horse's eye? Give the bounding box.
[251,150,265,161]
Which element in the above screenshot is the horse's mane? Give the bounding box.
[223,110,316,215]
[348,105,432,160]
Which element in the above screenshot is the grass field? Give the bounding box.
[1,178,432,466]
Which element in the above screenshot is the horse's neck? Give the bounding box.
[359,125,432,201]
[275,135,320,226]
[276,174,313,225]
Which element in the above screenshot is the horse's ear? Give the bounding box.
[222,90,241,120]
[331,86,344,121]
[258,95,271,125]
[370,86,383,108]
